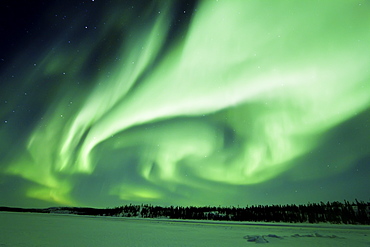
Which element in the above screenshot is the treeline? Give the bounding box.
[105,200,369,224]
[1,200,369,225]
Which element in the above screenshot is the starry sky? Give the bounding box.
[0,0,369,208]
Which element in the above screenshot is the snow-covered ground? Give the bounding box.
[1,212,369,246]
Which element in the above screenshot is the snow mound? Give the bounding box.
[244,232,344,244]
[244,235,270,243]
[291,232,343,239]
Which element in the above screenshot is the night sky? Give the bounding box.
[0,0,369,208]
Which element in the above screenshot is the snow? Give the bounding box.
[1,212,369,246]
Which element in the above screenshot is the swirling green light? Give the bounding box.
[5,0,370,205]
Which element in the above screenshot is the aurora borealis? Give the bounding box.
[0,0,369,208]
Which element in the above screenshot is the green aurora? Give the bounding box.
[0,0,369,207]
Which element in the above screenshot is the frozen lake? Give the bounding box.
[1,212,369,246]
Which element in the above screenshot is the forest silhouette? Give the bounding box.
[1,200,369,225]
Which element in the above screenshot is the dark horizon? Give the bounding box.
[2,199,369,225]
[1,198,369,211]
